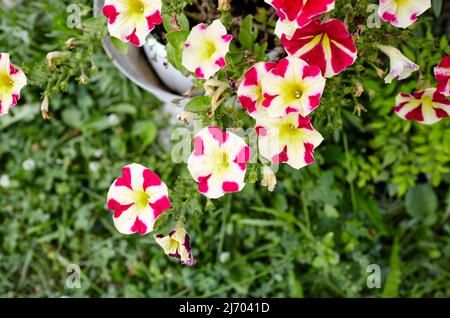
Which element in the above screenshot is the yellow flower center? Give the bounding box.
[203,40,217,60]
[126,0,146,15]
[278,119,305,145]
[134,191,150,210]
[211,148,230,174]
[0,73,13,93]
[282,81,304,103]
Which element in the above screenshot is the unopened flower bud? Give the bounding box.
[218,0,231,12]
[261,166,277,192]
[40,95,50,120]
[46,51,70,70]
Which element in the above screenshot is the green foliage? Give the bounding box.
[0,0,449,298]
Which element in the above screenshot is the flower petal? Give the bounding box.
[261,56,326,117]
[182,19,232,79]
[434,56,450,96]
[378,0,431,29]
[106,163,171,235]
[394,88,450,125]
[257,113,324,169]
[0,53,27,116]
[265,0,335,38]
[188,127,250,199]
[103,0,162,47]
[281,19,357,78]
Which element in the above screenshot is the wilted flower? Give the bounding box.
[107,163,171,235]
[188,127,251,199]
[265,0,335,39]
[237,62,277,118]
[394,88,450,125]
[154,225,195,265]
[261,56,326,117]
[377,45,419,84]
[281,19,357,78]
[378,0,431,29]
[103,0,163,47]
[182,19,233,79]
[257,113,323,170]
[0,53,27,116]
[434,56,450,96]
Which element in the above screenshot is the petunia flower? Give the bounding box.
[260,56,326,117]
[378,0,431,29]
[237,62,277,118]
[256,113,323,170]
[280,19,357,78]
[434,56,450,96]
[187,126,251,199]
[103,0,163,47]
[154,225,195,265]
[377,44,419,84]
[265,0,335,39]
[107,163,171,235]
[182,19,233,80]
[394,88,450,125]
[0,53,27,116]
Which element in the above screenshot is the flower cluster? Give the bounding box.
[93,0,448,265]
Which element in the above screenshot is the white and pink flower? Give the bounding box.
[434,56,450,96]
[257,113,323,170]
[103,0,163,47]
[261,56,326,117]
[188,127,251,199]
[280,19,357,78]
[237,62,277,118]
[378,0,431,29]
[182,19,233,80]
[377,44,419,84]
[394,88,450,125]
[265,0,335,39]
[107,163,171,235]
[155,225,195,265]
[0,53,27,116]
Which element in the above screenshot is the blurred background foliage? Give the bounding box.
[0,0,449,297]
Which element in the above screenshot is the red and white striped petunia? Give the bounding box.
[434,56,450,96]
[256,113,323,170]
[281,19,357,78]
[0,53,27,116]
[103,0,163,47]
[260,56,326,117]
[265,0,335,39]
[182,19,233,80]
[378,0,431,29]
[237,62,277,118]
[155,225,195,265]
[107,163,171,235]
[394,88,450,125]
[188,127,251,199]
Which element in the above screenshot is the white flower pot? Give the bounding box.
[143,37,194,95]
[93,0,191,124]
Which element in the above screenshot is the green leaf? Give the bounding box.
[405,184,438,225]
[132,120,157,149]
[382,238,401,298]
[239,15,258,50]
[110,37,129,54]
[184,95,211,113]
[166,30,189,72]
